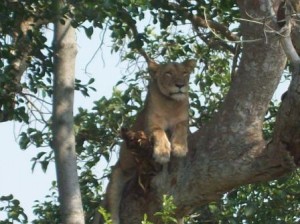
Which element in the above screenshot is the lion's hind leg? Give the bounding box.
[106,164,133,224]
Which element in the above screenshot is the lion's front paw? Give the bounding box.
[172,143,188,157]
[153,138,171,164]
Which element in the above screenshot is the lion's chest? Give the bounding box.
[146,101,188,131]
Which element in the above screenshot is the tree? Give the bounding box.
[0,0,300,223]
[52,0,85,223]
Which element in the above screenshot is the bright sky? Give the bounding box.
[0,27,122,221]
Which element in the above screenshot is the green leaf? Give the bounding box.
[40,160,49,173]
[12,199,20,206]
[84,26,94,39]
[36,152,47,159]
[0,194,14,201]
[19,133,30,150]
[244,205,255,217]
[88,78,95,84]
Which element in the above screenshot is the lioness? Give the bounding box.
[105,59,196,224]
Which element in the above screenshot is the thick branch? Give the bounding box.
[270,71,300,165]
[120,124,295,223]
[276,25,300,165]
[215,1,286,136]
[263,0,300,166]
[117,1,298,223]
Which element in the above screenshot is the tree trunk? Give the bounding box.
[116,1,300,223]
[52,1,85,223]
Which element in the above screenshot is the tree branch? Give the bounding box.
[117,1,299,223]
[167,2,239,53]
[265,0,300,165]
[190,13,240,42]
[118,8,152,63]
[215,0,286,135]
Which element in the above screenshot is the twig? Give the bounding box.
[20,92,52,106]
[22,94,50,124]
[84,23,108,74]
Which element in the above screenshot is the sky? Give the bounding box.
[0,27,122,222]
[0,23,290,222]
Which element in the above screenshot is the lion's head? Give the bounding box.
[148,59,196,101]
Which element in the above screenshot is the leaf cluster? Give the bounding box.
[192,172,300,224]
[32,182,60,224]
[0,195,28,224]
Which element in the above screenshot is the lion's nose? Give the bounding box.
[175,83,185,88]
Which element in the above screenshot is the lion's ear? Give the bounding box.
[183,59,197,73]
[148,60,159,75]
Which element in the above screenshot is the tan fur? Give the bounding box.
[105,60,196,224]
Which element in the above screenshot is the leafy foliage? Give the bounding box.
[141,195,178,224]
[32,182,60,224]
[0,195,28,224]
[97,207,112,224]
[192,172,300,224]
[74,79,144,167]
[0,0,298,223]
[154,195,178,224]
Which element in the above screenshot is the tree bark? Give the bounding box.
[52,1,85,223]
[117,1,300,223]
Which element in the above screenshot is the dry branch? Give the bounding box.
[120,128,163,193]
